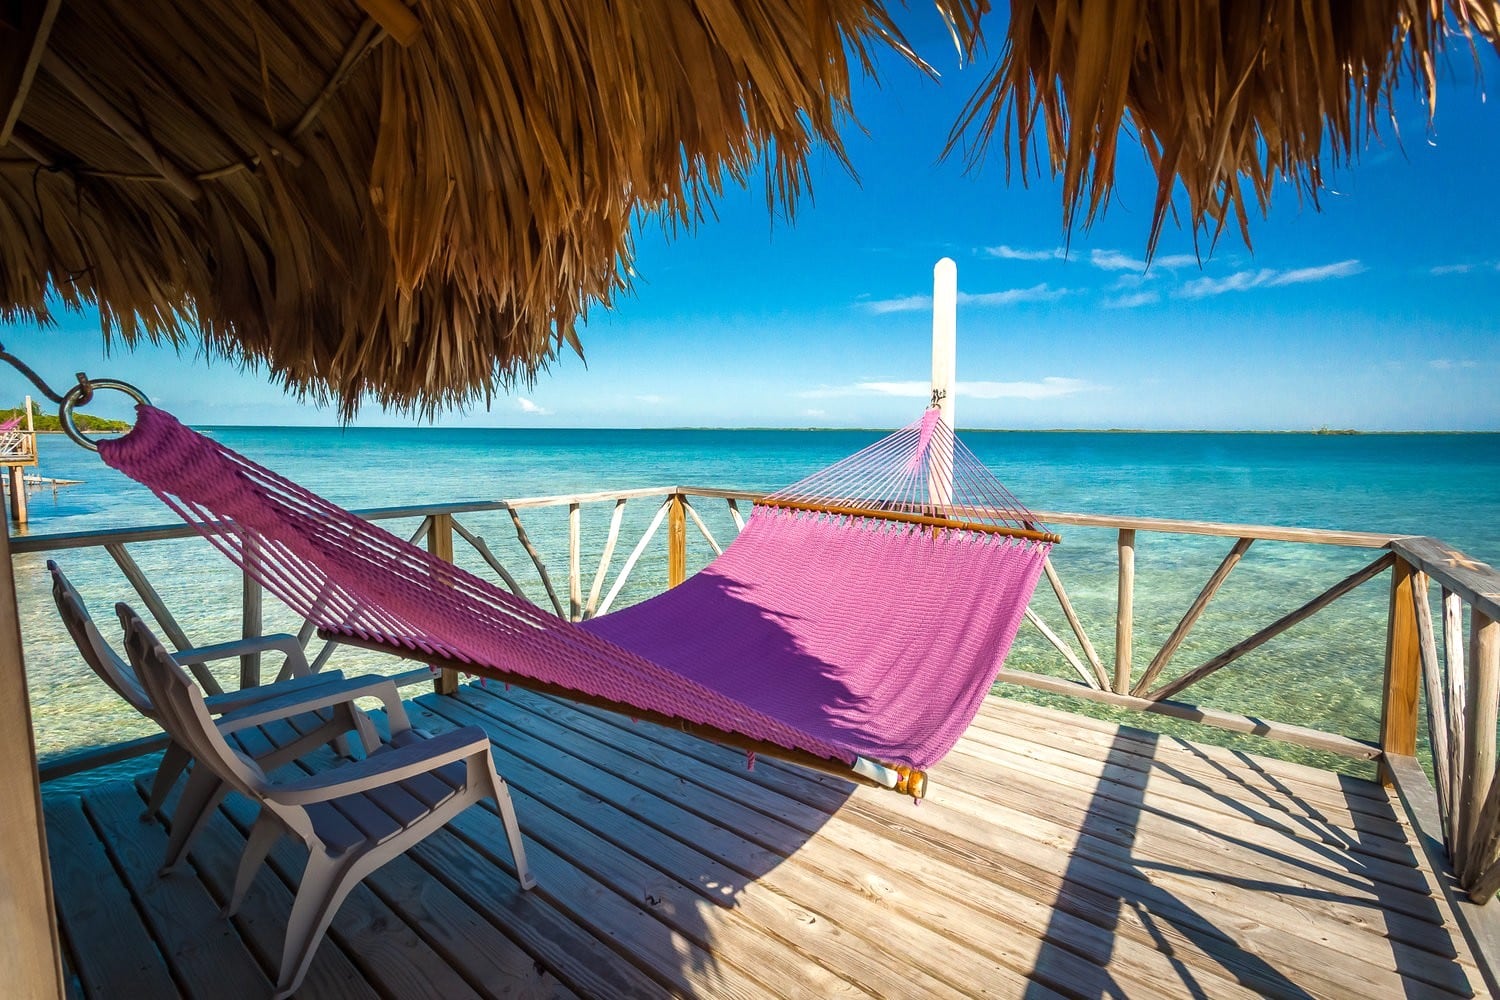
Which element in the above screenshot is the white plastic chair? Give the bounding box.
[47,560,389,849]
[120,606,536,999]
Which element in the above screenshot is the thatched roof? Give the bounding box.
[953,0,1500,253]
[0,1,1494,414]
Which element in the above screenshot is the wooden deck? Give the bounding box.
[43,684,1482,999]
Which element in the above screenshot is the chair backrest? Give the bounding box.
[117,605,271,802]
[47,560,154,717]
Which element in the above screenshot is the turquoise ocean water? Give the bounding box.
[14,425,1500,778]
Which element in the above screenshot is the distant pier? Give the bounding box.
[1,396,81,527]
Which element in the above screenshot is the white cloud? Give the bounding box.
[634,394,664,405]
[1103,291,1161,309]
[1177,259,1364,298]
[516,397,550,415]
[1089,249,1199,272]
[1088,249,1146,272]
[1271,260,1367,285]
[960,284,1068,307]
[1431,261,1500,275]
[984,245,1066,261]
[864,294,932,314]
[799,377,1096,401]
[1430,359,1480,371]
[862,283,1067,313]
[802,408,827,418]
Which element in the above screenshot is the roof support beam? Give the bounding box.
[0,0,62,146]
[38,51,202,200]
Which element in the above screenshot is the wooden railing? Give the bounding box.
[1382,537,1500,903]
[1001,510,1402,762]
[14,486,738,767]
[16,488,1500,902]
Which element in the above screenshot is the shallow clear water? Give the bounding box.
[15,426,1500,782]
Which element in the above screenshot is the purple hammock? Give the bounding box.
[99,406,1053,795]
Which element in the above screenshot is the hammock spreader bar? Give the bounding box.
[753,498,1062,545]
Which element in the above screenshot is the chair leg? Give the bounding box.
[273,851,359,1000]
[492,776,536,890]
[142,741,191,821]
[159,765,227,874]
[223,814,282,918]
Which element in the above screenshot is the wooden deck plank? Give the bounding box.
[43,683,1484,1000]
[942,735,1434,896]
[132,773,380,999]
[975,709,1407,850]
[275,718,759,1000]
[936,731,1452,929]
[961,716,1419,867]
[60,941,85,1000]
[212,789,486,1000]
[44,795,179,999]
[433,692,1279,999]
[415,694,1070,998]
[262,717,584,999]
[79,783,272,998]
[974,700,1412,827]
[984,696,1397,808]
[495,692,1476,995]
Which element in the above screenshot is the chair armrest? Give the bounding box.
[213,675,402,734]
[266,727,490,805]
[202,670,347,715]
[175,633,308,668]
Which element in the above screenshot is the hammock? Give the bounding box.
[98,406,1053,795]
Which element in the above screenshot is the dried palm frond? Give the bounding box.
[950,0,1500,257]
[0,0,984,417]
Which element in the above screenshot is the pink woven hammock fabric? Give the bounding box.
[98,405,1049,770]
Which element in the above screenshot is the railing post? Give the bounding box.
[568,502,582,621]
[1115,528,1136,693]
[668,493,687,588]
[427,513,459,695]
[1379,557,1422,782]
[1460,609,1499,882]
[240,536,263,687]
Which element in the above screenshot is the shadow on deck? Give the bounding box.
[43,686,1481,998]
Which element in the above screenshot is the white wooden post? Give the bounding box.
[929,258,957,511]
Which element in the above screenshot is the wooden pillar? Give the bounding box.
[0,519,66,997]
[1460,609,1500,878]
[1379,558,1422,781]
[1114,528,1136,693]
[240,537,263,688]
[427,514,459,695]
[8,465,26,527]
[667,494,687,588]
[567,502,582,621]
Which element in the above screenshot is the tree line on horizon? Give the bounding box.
[1,407,129,432]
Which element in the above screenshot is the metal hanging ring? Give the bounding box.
[59,378,151,452]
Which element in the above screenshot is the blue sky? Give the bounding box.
[3,11,1498,431]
